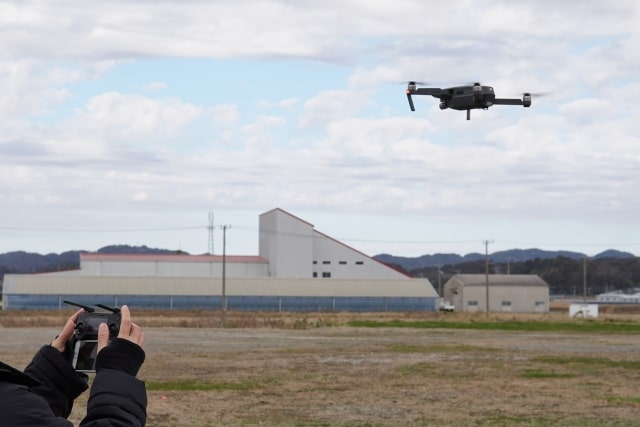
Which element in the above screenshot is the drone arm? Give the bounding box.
[493,98,523,106]
[413,88,443,97]
[406,91,415,111]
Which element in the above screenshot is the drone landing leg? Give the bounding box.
[467,110,470,120]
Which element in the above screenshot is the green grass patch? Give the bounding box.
[534,356,640,370]
[521,369,576,379]
[348,319,640,334]
[605,396,640,407]
[397,362,437,376]
[387,343,491,353]
[146,379,259,392]
[386,343,429,353]
[479,414,557,426]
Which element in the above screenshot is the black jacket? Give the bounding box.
[0,340,146,426]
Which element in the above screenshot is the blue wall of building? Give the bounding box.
[4,294,438,312]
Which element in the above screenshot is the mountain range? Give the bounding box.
[0,245,635,279]
[373,248,636,271]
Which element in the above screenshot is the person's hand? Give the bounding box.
[95,305,145,376]
[97,305,144,353]
[51,308,84,352]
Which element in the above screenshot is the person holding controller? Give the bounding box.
[0,305,147,426]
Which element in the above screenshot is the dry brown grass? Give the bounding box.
[3,305,640,328]
[2,309,640,426]
[0,309,430,328]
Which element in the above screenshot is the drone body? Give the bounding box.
[406,82,531,120]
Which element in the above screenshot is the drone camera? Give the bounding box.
[439,101,448,110]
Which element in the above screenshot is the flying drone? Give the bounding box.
[405,81,532,120]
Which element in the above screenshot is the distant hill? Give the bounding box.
[0,245,186,279]
[0,250,83,274]
[373,248,636,271]
[592,249,636,260]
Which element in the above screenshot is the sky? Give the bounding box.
[1,0,639,258]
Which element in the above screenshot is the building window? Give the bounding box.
[468,300,478,306]
[313,261,317,265]
[322,261,331,265]
[535,301,545,307]
[313,272,317,278]
[355,261,364,265]
[501,300,513,312]
[322,272,331,278]
[339,261,347,265]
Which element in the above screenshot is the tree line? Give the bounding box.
[405,256,640,296]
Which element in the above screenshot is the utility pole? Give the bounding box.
[208,212,215,254]
[220,224,231,326]
[583,255,588,303]
[483,239,493,315]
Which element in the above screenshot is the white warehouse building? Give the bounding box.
[3,208,438,312]
[443,274,550,313]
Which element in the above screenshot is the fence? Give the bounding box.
[3,294,437,312]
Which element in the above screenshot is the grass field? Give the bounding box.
[2,309,640,426]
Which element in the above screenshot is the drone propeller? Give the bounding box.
[63,300,95,312]
[405,80,430,86]
[96,303,121,313]
[455,81,483,87]
[522,92,549,97]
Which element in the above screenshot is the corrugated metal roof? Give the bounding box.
[449,274,549,287]
[80,253,268,264]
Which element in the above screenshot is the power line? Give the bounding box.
[0,226,205,232]
[1,224,635,252]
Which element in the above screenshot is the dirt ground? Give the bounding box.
[2,312,640,426]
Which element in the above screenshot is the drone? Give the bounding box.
[405,81,532,120]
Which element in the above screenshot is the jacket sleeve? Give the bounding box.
[79,369,147,427]
[79,339,147,427]
[24,344,89,418]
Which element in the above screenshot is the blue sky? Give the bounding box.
[1,1,639,257]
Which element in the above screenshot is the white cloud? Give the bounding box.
[242,115,287,147]
[0,1,631,62]
[257,98,298,110]
[72,92,203,142]
[144,81,168,92]
[558,98,614,123]
[0,59,70,119]
[299,87,371,128]
[211,104,240,125]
